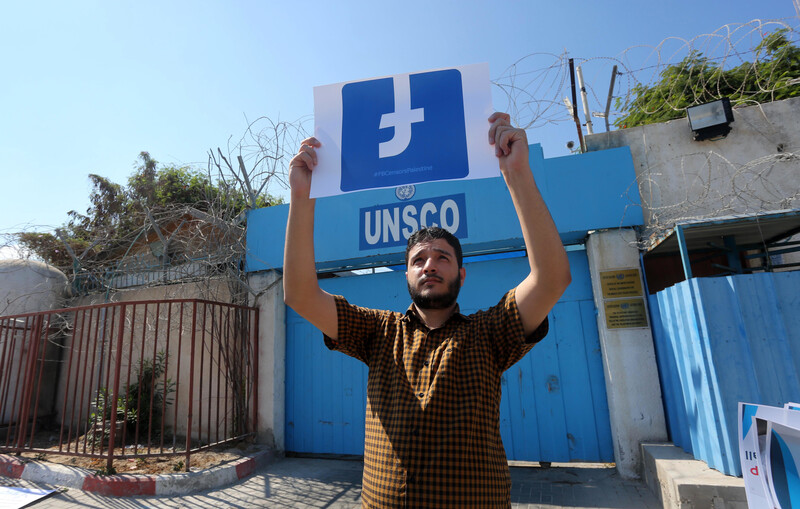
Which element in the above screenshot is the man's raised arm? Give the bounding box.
[488,113,571,336]
[283,137,339,340]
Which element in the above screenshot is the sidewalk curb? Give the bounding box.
[0,448,275,496]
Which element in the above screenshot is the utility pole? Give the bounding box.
[568,59,586,152]
[603,65,618,132]
[576,66,594,135]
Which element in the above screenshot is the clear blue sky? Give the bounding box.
[1,0,796,238]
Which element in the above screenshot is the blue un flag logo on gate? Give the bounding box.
[340,69,468,192]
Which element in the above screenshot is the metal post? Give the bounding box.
[723,236,743,274]
[185,301,198,471]
[161,302,173,453]
[16,315,43,451]
[61,309,83,450]
[4,319,22,449]
[148,302,161,453]
[28,314,52,447]
[568,59,586,152]
[676,225,693,280]
[107,305,127,473]
[576,66,594,135]
[173,302,185,453]
[604,65,618,132]
[0,318,15,444]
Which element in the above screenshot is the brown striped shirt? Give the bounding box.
[324,288,548,508]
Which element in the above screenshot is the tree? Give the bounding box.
[208,115,309,211]
[129,151,158,207]
[615,29,800,128]
[15,231,89,270]
[16,154,283,271]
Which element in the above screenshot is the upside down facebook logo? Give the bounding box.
[340,69,468,192]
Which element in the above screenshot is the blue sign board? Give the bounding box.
[246,145,645,273]
[359,193,468,250]
[341,70,468,192]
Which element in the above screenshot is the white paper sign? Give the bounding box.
[311,63,497,198]
[0,486,56,508]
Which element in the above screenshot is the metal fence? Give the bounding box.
[648,271,800,476]
[0,299,258,472]
[72,259,222,295]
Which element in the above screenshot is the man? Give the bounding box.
[284,112,571,508]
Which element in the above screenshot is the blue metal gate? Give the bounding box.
[285,249,613,462]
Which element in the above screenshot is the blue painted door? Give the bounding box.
[285,249,613,462]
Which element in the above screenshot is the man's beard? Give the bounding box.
[407,275,461,310]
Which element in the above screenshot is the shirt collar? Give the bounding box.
[403,302,471,325]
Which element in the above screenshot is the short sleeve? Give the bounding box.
[323,295,384,365]
[474,288,549,372]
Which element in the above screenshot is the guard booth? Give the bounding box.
[246,144,645,464]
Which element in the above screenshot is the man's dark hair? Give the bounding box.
[405,227,463,268]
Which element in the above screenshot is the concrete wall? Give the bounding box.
[585,97,800,229]
[0,259,69,316]
[583,99,799,478]
[586,229,668,478]
[0,260,70,425]
[70,279,232,307]
[247,271,285,450]
[54,280,240,442]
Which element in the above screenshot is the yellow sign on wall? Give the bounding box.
[604,298,649,329]
[600,269,643,299]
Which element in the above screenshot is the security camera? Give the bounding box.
[566,141,575,150]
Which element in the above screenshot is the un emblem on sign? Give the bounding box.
[340,69,469,192]
[395,185,415,201]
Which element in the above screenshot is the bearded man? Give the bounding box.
[283,112,571,508]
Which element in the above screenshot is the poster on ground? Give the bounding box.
[739,402,800,508]
[0,486,56,508]
[311,63,497,198]
[765,421,800,508]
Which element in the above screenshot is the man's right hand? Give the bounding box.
[288,137,321,199]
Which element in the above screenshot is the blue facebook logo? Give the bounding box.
[340,69,468,192]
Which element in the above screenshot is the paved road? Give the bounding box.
[3,457,661,508]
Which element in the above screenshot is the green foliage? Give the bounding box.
[87,386,130,448]
[128,152,158,206]
[90,387,131,425]
[122,350,176,437]
[15,231,89,269]
[16,151,283,269]
[615,29,800,128]
[94,465,117,476]
[90,350,176,442]
[151,165,211,207]
[72,174,128,237]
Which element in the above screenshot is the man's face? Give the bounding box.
[405,239,465,310]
